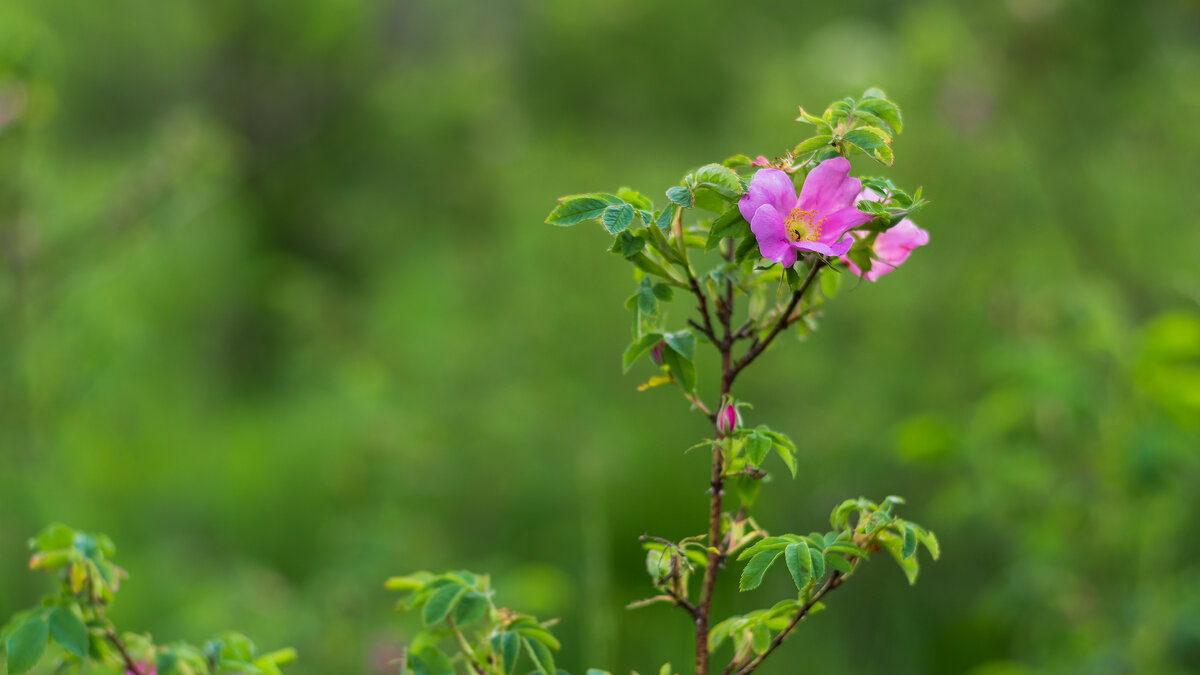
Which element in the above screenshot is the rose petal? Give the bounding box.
[874,219,930,263]
[739,168,797,224]
[816,206,875,244]
[842,219,929,282]
[798,157,862,214]
[847,257,895,282]
[750,203,797,267]
[794,235,853,257]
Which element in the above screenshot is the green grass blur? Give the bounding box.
[1,1,1198,673]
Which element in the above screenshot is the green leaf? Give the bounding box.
[734,474,761,507]
[156,650,180,674]
[794,135,834,155]
[878,531,920,585]
[602,204,635,234]
[783,544,811,591]
[217,632,255,662]
[410,646,454,675]
[622,333,663,372]
[870,144,895,167]
[825,543,870,560]
[708,615,739,651]
[6,617,49,675]
[917,528,941,560]
[256,648,297,666]
[627,253,676,281]
[750,623,770,655]
[660,349,696,393]
[617,187,653,210]
[655,204,677,231]
[722,154,754,168]
[452,591,489,627]
[546,194,621,226]
[691,164,743,199]
[491,633,520,675]
[843,126,891,152]
[740,550,782,591]
[745,431,770,467]
[737,536,790,561]
[637,290,657,316]
[820,267,841,298]
[663,330,696,361]
[824,552,853,574]
[827,99,855,126]
[523,636,555,675]
[772,442,797,478]
[422,583,468,625]
[901,524,918,560]
[857,96,903,133]
[47,606,88,658]
[795,106,827,127]
[704,206,750,250]
[32,524,75,552]
[759,430,798,478]
[665,186,692,208]
[692,189,728,214]
[385,575,429,592]
[830,499,858,529]
[734,234,760,263]
[766,599,804,621]
[515,627,561,651]
[846,237,874,274]
[613,231,645,258]
[809,545,825,580]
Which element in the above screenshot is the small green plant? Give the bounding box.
[384,571,562,675]
[1,524,296,675]
[388,89,940,675]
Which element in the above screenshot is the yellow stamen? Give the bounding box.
[784,207,826,242]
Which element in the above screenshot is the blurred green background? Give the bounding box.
[2,0,1198,673]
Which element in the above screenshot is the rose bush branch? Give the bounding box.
[384,88,939,675]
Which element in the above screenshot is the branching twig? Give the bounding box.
[635,535,703,621]
[730,318,756,341]
[684,390,715,420]
[447,617,486,675]
[688,274,718,344]
[729,258,824,384]
[105,629,143,674]
[732,564,854,675]
[627,589,701,620]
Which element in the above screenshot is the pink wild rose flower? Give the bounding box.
[738,157,873,267]
[842,190,930,281]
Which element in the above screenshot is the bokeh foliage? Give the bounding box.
[0,1,1197,673]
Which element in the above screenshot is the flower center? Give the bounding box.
[784,207,825,243]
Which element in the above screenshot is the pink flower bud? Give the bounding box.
[717,404,739,434]
[651,341,665,365]
[126,661,157,675]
